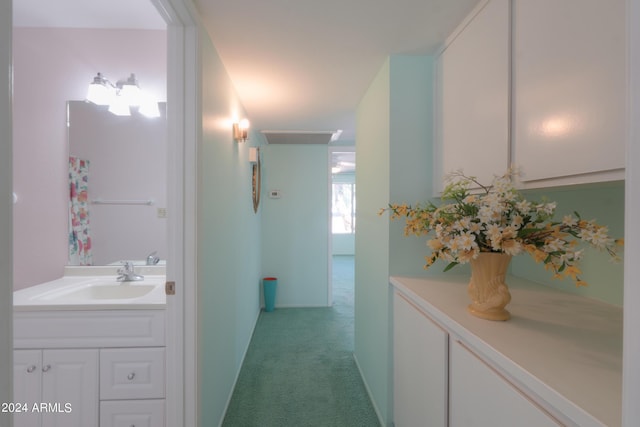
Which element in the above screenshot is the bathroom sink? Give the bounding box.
[14,274,167,308]
[63,283,157,300]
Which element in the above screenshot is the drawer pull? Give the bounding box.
[42,364,51,373]
[127,372,136,380]
[26,365,37,373]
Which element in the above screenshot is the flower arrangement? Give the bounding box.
[380,169,623,286]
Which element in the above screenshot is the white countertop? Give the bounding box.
[390,274,622,427]
[14,274,167,311]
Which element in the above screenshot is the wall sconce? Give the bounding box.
[86,72,160,118]
[233,119,250,142]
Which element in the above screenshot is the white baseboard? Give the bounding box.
[217,307,262,427]
[352,352,389,427]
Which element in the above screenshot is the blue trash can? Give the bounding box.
[263,277,277,312]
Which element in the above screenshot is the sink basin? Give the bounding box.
[62,284,156,300]
[13,274,167,309]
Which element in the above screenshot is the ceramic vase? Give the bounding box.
[467,253,512,321]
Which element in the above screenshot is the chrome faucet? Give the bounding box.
[117,261,144,282]
[146,251,160,265]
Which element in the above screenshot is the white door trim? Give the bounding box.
[151,0,199,425]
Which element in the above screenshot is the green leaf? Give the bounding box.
[443,262,459,272]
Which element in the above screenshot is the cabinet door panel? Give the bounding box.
[512,0,625,182]
[437,0,510,191]
[449,341,560,427]
[100,347,165,400]
[41,349,98,427]
[13,350,42,427]
[393,292,448,427]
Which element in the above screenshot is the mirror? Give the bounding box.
[67,100,167,266]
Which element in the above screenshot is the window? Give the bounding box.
[332,182,355,234]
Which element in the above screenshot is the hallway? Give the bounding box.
[222,256,380,426]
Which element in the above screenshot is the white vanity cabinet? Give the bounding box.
[13,309,166,427]
[100,400,165,427]
[390,276,622,427]
[13,349,98,427]
[99,347,166,427]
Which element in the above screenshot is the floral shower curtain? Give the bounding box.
[68,156,93,265]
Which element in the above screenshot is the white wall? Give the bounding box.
[13,28,166,288]
[0,2,13,425]
[261,144,329,307]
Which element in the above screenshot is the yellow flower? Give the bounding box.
[576,280,589,287]
[564,265,582,281]
[457,249,476,263]
[427,239,444,251]
[532,249,547,263]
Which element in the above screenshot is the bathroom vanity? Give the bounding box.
[13,267,166,427]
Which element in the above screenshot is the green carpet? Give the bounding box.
[222,256,380,427]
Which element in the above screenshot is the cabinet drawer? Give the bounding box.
[100,399,165,427]
[14,310,165,348]
[100,348,165,400]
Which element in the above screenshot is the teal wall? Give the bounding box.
[355,57,391,425]
[355,55,433,425]
[511,183,625,306]
[261,144,329,307]
[198,28,263,426]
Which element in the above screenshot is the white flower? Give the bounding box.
[537,202,556,215]
[515,200,532,213]
[511,214,524,229]
[589,227,614,248]
[544,238,565,252]
[562,215,577,227]
[502,239,523,256]
[455,232,477,251]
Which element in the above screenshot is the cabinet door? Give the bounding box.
[436,0,510,192]
[449,340,560,426]
[512,0,625,184]
[393,292,448,427]
[41,349,98,427]
[13,350,42,427]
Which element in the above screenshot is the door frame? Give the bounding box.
[152,0,199,425]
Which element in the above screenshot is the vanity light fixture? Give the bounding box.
[86,72,114,106]
[233,119,250,142]
[86,72,160,118]
[118,74,142,106]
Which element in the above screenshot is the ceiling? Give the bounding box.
[13,0,480,142]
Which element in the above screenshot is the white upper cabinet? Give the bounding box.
[435,0,510,192]
[435,0,626,190]
[512,0,626,185]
